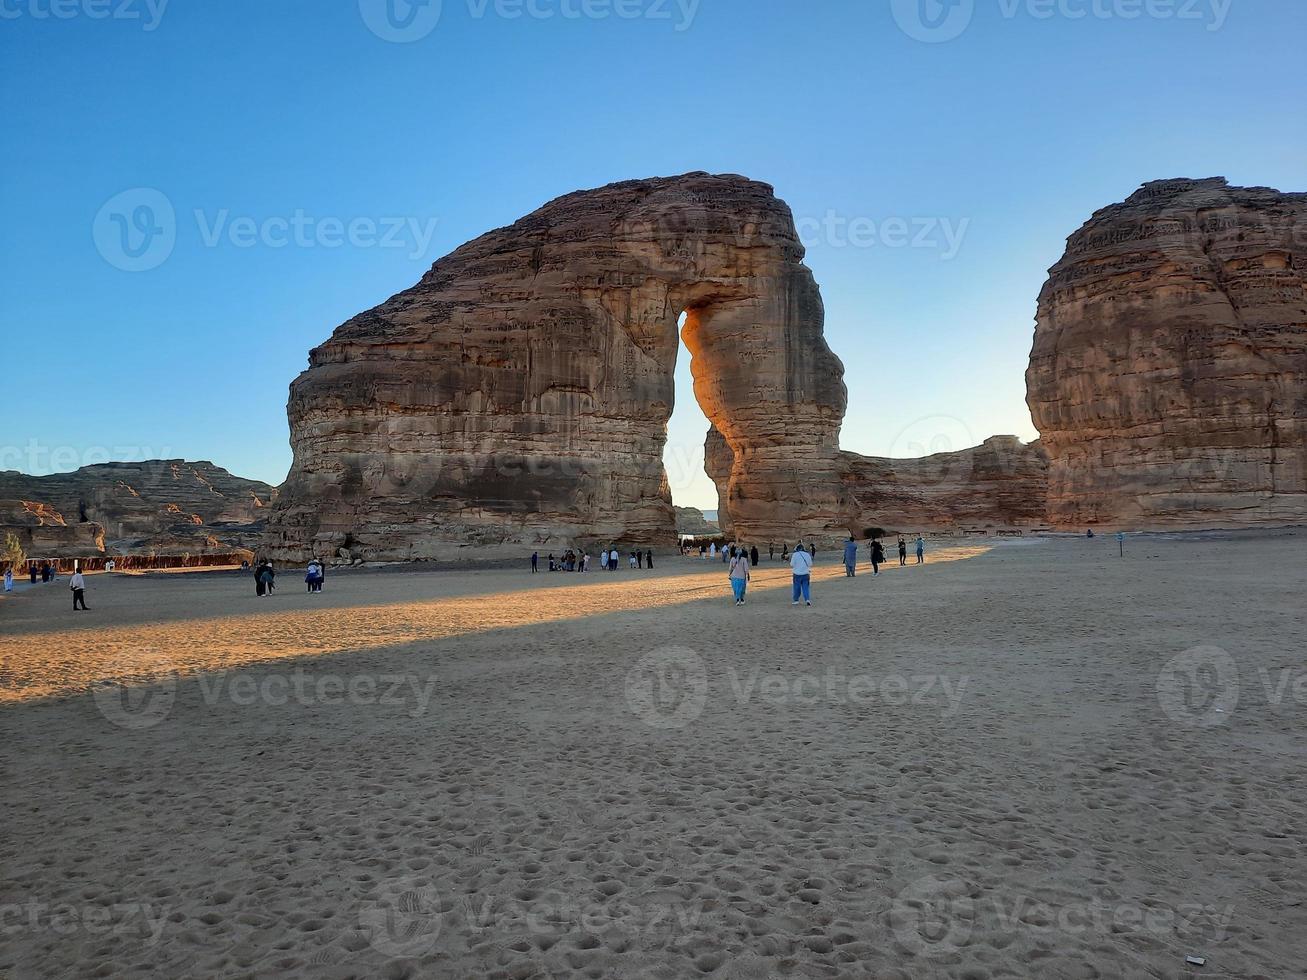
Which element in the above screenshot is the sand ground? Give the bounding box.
[1,534,1305,978]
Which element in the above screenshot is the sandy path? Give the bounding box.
[1,535,1305,978]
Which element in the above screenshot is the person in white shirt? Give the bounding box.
[790,544,814,606]
[70,569,89,611]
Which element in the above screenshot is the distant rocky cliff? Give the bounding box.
[709,427,1050,537]
[0,461,275,558]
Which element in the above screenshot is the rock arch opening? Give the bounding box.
[663,309,719,521]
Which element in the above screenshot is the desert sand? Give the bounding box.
[1,534,1305,978]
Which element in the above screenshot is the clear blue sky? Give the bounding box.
[2,0,1302,509]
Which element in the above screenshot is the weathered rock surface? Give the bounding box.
[268,173,850,561]
[0,500,105,558]
[1028,178,1307,528]
[842,437,1050,534]
[673,506,719,536]
[0,461,273,556]
[708,429,1049,538]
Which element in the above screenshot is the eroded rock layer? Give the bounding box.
[0,500,105,558]
[0,461,273,556]
[708,430,1049,539]
[1028,178,1307,528]
[268,173,849,561]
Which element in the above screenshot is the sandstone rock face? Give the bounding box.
[673,506,719,536]
[0,500,105,558]
[0,461,274,555]
[1028,178,1307,528]
[842,437,1050,534]
[268,173,850,561]
[709,429,1049,539]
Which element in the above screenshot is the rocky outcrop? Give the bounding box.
[268,173,850,561]
[1028,178,1307,528]
[708,429,1049,538]
[841,437,1049,534]
[0,500,105,558]
[0,461,274,556]
[673,506,719,536]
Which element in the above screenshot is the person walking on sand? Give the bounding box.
[843,536,858,577]
[768,542,775,561]
[750,545,759,567]
[531,551,539,573]
[790,544,813,606]
[728,548,751,605]
[898,537,907,566]
[915,535,926,564]
[254,560,270,597]
[29,563,37,585]
[636,550,643,569]
[871,539,886,575]
[4,567,12,593]
[70,568,88,610]
[645,550,653,569]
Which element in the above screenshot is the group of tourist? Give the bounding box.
[245,558,327,597]
[531,548,656,572]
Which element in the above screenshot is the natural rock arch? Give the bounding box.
[267,173,853,561]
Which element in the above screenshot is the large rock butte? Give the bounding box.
[268,173,852,560]
[1028,178,1307,528]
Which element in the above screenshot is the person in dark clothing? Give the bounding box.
[531,552,539,573]
[645,550,653,569]
[29,563,38,585]
[636,551,643,569]
[768,542,775,561]
[898,537,908,566]
[750,546,759,567]
[255,561,269,597]
[871,539,886,575]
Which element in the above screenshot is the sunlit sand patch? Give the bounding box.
[0,546,989,703]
